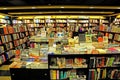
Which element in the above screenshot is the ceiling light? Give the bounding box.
[60,6,64,8]
[32,7,36,9]
[89,7,94,9]
[3,8,7,10]
[117,7,120,9]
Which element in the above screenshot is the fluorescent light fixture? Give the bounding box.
[60,6,64,8]
[32,7,36,9]
[89,7,94,9]
[117,7,120,9]
[3,8,7,10]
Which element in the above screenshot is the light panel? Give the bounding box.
[8,11,114,15]
[0,5,120,10]
[17,15,105,19]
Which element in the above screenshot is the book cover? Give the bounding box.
[79,33,86,42]
[89,57,96,68]
[85,34,92,42]
[3,27,8,34]
[108,57,115,67]
[1,36,5,43]
[66,58,73,68]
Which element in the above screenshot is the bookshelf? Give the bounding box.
[48,53,120,80]
[15,17,109,37]
[94,18,120,43]
[0,23,29,66]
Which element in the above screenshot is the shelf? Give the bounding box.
[48,53,120,57]
[50,67,88,70]
[0,31,29,36]
[0,40,12,45]
[29,27,43,28]
[98,78,120,80]
[114,40,120,42]
[94,30,120,34]
[90,66,120,69]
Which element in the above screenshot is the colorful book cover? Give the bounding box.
[85,34,92,43]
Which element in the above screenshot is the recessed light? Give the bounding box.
[32,7,36,9]
[89,7,94,9]
[60,6,64,8]
[117,7,120,9]
[3,8,7,10]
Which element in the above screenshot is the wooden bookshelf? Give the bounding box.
[48,53,120,80]
[0,24,29,66]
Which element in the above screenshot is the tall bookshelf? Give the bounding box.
[94,18,120,44]
[16,17,109,37]
[0,19,29,66]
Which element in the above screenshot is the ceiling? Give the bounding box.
[0,0,120,17]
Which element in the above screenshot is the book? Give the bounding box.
[50,70,57,80]
[1,36,5,43]
[79,33,86,42]
[85,34,92,43]
[89,57,96,68]
[96,57,106,67]
[0,46,4,54]
[7,26,14,33]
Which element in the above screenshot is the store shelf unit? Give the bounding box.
[15,17,109,37]
[48,53,120,80]
[0,24,29,66]
[94,17,120,44]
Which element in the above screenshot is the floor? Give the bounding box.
[0,60,13,80]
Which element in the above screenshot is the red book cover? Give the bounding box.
[2,55,6,61]
[3,27,8,34]
[7,26,14,33]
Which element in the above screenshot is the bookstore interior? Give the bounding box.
[1,1,120,80]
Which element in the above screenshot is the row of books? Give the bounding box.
[50,68,120,80]
[5,50,15,60]
[0,35,12,44]
[27,24,45,28]
[50,69,86,80]
[13,24,28,32]
[14,37,28,47]
[99,24,120,33]
[89,56,120,68]
[0,50,16,65]
[50,57,87,68]
[89,69,120,80]
[0,25,28,34]
[5,42,13,50]
[0,31,28,44]
[20,19,107,23]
